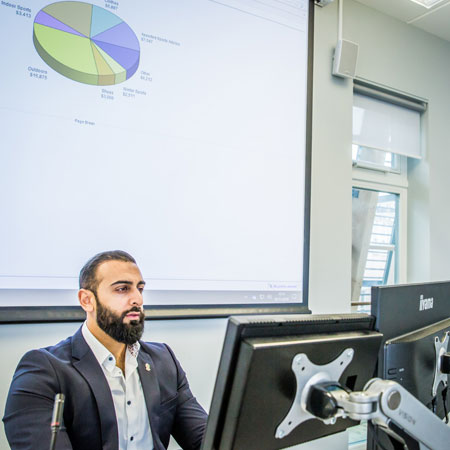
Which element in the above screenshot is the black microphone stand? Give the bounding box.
[49,393,65,450]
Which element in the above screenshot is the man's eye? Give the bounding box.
[138,287,144,293]
[116,286,128,292]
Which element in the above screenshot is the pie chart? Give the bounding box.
[33,1,140,86]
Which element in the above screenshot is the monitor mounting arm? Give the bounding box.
[433,331,450,397]
[276,350,450,450]
[333,378,450,450]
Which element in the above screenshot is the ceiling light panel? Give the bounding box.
[409,0,446,8]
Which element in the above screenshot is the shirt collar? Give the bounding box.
[81,322,140,373]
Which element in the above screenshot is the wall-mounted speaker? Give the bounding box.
[332,39,359,79]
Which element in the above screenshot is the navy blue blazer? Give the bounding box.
[3,327,207,450]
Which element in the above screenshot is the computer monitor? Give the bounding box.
[371,281,450,378]
[201,314,382,450]
[368,281,450,450]
[384,317,450,413]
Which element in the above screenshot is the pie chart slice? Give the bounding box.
[92,21,140,52]
[43,1,93,38]
[33,24,98,85]
[33,1,140,86]
[34,10,86,38]
[90,5,123,37]
[92,40,140,81]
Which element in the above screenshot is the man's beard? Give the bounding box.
[95,296,145,345]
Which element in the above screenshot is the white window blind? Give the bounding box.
[352,93,422,159]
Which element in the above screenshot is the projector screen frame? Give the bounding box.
[0,0,315,324]
[0,303,311,324]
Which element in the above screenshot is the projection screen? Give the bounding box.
[0,0,314,321]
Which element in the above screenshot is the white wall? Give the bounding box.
[310,0,450,289]
[309,0,354,315]
[2,1,450,449]
[344,0,450,283]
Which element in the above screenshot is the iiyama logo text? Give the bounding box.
[419,294,434,311]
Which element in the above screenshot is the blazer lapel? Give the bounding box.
[71,328,119,450]
[137,350,161,444]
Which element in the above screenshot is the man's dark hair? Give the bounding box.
[79,250,136,293]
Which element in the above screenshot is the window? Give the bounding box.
[352,188,399,312]
[352,144,400,172]
[351,82,425,311]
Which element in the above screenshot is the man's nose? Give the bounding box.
[130,287,143,306]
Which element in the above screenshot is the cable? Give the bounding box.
[431,395,437,415]
[371,426,396,450]
[442,386,449,424]
[337,0,342,41]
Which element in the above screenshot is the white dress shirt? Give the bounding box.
[82,322,153,450]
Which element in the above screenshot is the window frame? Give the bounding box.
[351,178,408,306]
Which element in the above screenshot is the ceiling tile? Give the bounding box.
[353,0,450,42]
[412,3,450,41]
[354,0,430,22]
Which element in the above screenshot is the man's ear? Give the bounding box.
[78,289,95,313]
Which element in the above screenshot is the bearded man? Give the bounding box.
[3,251,208,450]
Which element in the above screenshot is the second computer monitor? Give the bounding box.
[368,281,450,450]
